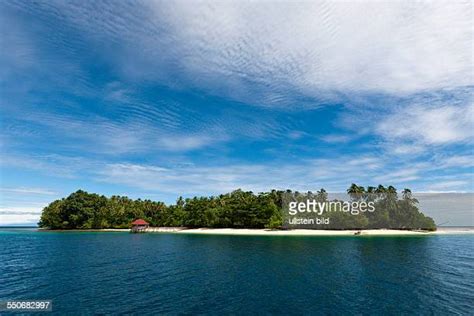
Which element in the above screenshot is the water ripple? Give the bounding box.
[0,229,473,314]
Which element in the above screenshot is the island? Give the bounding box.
[38,184,436,232]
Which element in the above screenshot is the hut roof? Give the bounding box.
[131,219,149,225]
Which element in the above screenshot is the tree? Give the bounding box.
[316,188,328,202]
[402,188,418,205]
[347,183,365,201]
[38,186,436,231]
[266,212,282,229]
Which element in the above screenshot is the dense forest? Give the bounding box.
[38,184,436,231]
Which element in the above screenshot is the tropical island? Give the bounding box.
[38,184,436,232]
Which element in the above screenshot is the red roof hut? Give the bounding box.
[131,219,149,232]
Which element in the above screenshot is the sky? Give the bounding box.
[0,0,473,225]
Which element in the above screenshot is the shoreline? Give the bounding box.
[32,227,474,236]
[176,228,474,236]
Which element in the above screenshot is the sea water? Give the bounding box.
[1,228,473,314]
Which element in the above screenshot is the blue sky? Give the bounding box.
[0,0,473,225]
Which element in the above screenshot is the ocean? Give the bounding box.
[1,228,473,314]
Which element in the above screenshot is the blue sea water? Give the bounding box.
[0,229,473,315]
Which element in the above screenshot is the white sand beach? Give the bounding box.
[38,227,474,235]
[146,227,474,236]
[175,228,431,236]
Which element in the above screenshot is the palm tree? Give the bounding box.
[387,185,397,194]
[347,183,365,200]
[402,188,418,205]
[402,188,411,200]
[375,185,386,199]
[366,186,376,201]
[386,185,398,201]
[316,188,328,202]
[367,186,376,193]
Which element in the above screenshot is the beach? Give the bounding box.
[73,227,473,235]
[175,227,473,236]
[36,227,474,235]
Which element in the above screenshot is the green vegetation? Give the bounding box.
[38,184,436,231]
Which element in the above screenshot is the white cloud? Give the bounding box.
[3,150,470,198]
[97,156,388,195]
[148,1,472,102]
[7,109,226,155]
[0,154,86,179]
[439,155,474,168]
[0,206,46,226]
[427,180,470,191]
[320,134,352,143]
[0,214,40,225]
[0,187,57,195]
[0,187,61,225]
[377,103,474,145]
[373,168,423,184]
[5,1,471,107]
[159,134,222,152]
[390,144,426,155]
[0,206,43,215]
[95,153,474,196]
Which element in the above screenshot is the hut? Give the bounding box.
[131,219,149,233]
